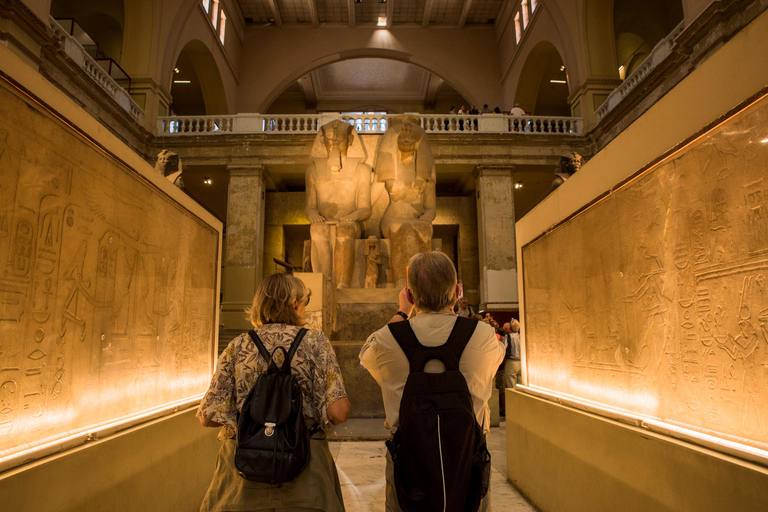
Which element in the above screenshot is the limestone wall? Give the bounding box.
[0,44,221,471]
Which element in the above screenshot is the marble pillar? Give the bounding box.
[220,164,267,330]
[475,166,518,310]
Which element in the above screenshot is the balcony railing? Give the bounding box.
[49,17,145,125]
[157,112,582,136]
[596,21,686,122]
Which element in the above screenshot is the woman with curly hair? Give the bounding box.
[197,273,351,512]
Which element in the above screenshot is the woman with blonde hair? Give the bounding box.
[197,273,351,512]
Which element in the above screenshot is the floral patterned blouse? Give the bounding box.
[197,323,347,441]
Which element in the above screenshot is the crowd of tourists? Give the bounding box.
[196,251,521,512]
[448,103,528,116]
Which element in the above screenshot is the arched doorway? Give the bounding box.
[514,41,570,116]
[614,0,684,79]
[170,40,228,115]
[265,58,471,114]
[50,0,125,63]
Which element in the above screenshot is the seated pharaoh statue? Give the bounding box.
[305,120,372,288]
[376,116,437,288]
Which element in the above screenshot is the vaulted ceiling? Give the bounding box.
[236,0,504,27]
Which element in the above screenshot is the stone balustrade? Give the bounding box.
[596,21,686,122]
[49,17,145,125]
[157,112,583,136]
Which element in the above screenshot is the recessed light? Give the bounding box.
[377,16,387,27]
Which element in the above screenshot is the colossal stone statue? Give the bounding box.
[376,116,437,288]
[305,120,372,288]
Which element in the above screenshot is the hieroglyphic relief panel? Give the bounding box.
[0,82,219,461]
[522,94,768,451]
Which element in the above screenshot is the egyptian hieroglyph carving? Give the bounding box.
[305,121,372,288]
[522,94,768,450]
[376,115,437,287]
[0,83,218,463]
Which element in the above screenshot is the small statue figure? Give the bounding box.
[364,236,381,289]
[375,116,436,288]
[155,150,185,190]
[305,121,372,288]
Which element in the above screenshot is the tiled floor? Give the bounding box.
[328,421,537,512]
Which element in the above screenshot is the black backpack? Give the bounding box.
[385,317,491,512]
[235,328,310,485]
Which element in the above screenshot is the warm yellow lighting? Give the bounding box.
[204,177,213,185]
[618,65,624,73]
[174,67,180,73]
[761,138,768,143]
[377,16,387,27]
[550,79,566,84]
[514,182,523,189]
[517,384,768,467]
[0,394,205,473]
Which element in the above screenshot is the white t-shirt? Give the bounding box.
[359,312,505,434]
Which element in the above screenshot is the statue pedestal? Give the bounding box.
[331,288,399,418]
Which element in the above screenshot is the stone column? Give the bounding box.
[475,166,518,311]
[220,164,267,330]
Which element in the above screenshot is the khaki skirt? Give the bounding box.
[200,438,345,512]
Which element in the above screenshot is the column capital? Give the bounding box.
[476,165,516,178]
[226,163,267,177]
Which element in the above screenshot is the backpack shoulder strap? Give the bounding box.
[443,317,478,366]
[285,328,308,366]
[247,330,271,364]
[387,321,424,372]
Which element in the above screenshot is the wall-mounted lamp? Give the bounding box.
[377,16,387,27]
[204,177,213,185]
[549,79,566,84]
[174,67,180,74]
[173,80,191,84]
[514,182,523,189]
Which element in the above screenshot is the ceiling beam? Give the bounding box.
[422,0,433,28]
[458,0,474,28]
[267,0,283,27]
[348,0,356,27]
[307,0,319,26]
[386,0,394,28]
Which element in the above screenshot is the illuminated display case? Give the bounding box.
[521,93,768,458]
[0,78,220,471]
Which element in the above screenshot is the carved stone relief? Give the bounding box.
[522,94,768,450]
[0,84,218,460]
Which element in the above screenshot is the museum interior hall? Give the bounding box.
[1,0,768,510]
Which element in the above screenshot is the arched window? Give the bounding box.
[514,12,522,43]
[522,0,530,28]
[211,0,219,29]
[219,11,227,44]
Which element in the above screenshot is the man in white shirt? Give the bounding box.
[509,103,526,116]
[359,251,505,512]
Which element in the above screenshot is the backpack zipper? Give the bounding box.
[437,414,447,512]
